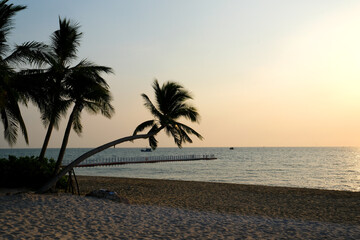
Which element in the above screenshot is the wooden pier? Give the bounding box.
[62,154,217,168]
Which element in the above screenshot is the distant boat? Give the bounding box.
[141,148,152,152]
[229,147,234,150]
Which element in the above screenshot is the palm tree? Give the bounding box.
[0,0,27,146]
[37,79,203,193]
[35,18,83,161]
[54,60,114,175]
[19,17,108,161]
[133,79,203,149]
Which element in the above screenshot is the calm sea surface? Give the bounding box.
[1,147,359,192]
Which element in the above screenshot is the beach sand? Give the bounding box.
[1,176,359,239]
[76,176,360,225]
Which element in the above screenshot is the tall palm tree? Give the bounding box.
[19,17,108,161]
[36,17,83,161]
[54,60,114,175]
[0,0,27,146]
[37,80,203,193]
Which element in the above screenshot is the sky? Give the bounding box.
[2,0,360,148]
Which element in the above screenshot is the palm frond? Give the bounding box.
[165,125,182,148]
[72,106,82,135]
[141,93,162,117]
[0,0,26,57]
[133,120,155,135]
[7,41,49,67]
[14,103,28,144]
[70,60,113,89]
[176,122,204,140]
[1,108,17,146]
[0,99,28,145]
[178,127,193,144]
[147,124,160,149]
[40,99,71,129]
[74,59,113,74]
[172,105,200,122]
[99,101,114,118]
[148,123,160,135]
[84,101,98,114]
[148,135,158,150]
[83,99,114,118]
[51,17,82,64]
[0,78,29,145]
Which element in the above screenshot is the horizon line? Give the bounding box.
[1,146,359,149]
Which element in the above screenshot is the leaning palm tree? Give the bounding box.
[0,0,27,146]
[54,61,114,175]
[37,79,203,193]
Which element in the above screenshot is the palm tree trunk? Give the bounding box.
[54,107,76,175]
[36,127,164,194]
[39,114,56,161]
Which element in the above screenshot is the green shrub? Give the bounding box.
[0,155,67,189]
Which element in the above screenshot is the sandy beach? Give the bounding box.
[1,176,359,239]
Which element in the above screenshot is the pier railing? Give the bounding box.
[61,154,217,168]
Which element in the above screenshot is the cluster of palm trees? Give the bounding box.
[38,79,204,193]
[0,1,204,192]
[0,1,114,174]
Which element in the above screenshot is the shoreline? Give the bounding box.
[75,175,360,225]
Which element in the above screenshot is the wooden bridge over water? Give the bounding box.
[62,154,217,168]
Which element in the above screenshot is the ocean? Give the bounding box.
[1,147,359,192]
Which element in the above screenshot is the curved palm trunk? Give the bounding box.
[36,127,163,194]
[39,114,56,161]
[54,107,76,175]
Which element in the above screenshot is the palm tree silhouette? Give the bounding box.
[19,18,113,161]
[54,61,114,174]
[37,18,82,161]
[133,79,203,149]
[37,80,203,193]
[0,0,28,146]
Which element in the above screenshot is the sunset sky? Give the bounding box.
[2,0,360,148]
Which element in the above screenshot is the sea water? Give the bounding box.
[1,147,359,192]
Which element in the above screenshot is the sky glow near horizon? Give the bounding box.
[1,0,360,148]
